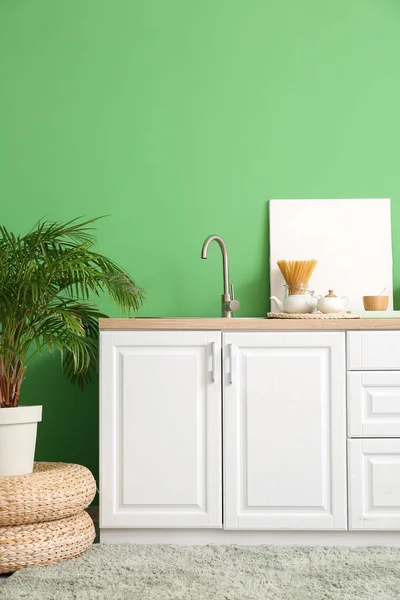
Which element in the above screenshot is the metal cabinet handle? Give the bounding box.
[211,342,216,383]
[228,343,233,384]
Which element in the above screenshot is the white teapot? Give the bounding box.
[317,290,348,314]
[270,285,317,314]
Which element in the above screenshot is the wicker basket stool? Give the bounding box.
[0,462,96,526]
[0,511,95,573]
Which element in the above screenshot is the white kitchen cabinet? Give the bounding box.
[223,332,347,530]
[348,371,400,437]
[100,330,222,528]
[100,322,400,542]
[349,439,400,530]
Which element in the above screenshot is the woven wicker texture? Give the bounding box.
[0,462,96,526]
[0,510,95,573]
[267,312,361,319]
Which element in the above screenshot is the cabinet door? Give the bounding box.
[100,330,222,528]
[349,439,400,530]
[223,332,347,530]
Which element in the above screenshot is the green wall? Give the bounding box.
[1,0,400,491]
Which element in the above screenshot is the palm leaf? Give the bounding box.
[0,216,145,407]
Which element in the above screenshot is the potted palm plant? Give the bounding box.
[0,217,144,476]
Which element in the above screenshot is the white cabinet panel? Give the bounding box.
[347,332,400,370]
[348,372,400,437]
[100,331,222,528]
[223,332,347,530]
[349,439,400,530]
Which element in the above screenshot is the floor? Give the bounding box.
[3,544,400,599]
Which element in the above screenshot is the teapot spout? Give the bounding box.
[270,296,284,312]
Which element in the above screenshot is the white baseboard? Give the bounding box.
[100,528,400,547]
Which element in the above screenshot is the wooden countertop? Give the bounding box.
[99,317,400,331]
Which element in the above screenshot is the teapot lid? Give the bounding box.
[325,289,337,297]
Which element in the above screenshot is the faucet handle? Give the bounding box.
[222,285,240,316]
[227,298,240,313]
[227,284,240,313]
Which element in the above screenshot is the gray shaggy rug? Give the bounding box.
[1,544,400,599]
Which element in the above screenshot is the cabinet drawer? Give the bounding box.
[347,332,400,370]
[348,372,400,437]
[349,439,400,530]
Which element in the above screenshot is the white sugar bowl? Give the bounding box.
[317,290,348,314]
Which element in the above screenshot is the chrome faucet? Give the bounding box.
[201,235,240,318]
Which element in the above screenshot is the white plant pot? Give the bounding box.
[0,406,42,477]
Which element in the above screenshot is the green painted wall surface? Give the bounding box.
[1,0,400,489]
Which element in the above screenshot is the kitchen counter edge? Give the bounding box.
[98,318,400,331]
